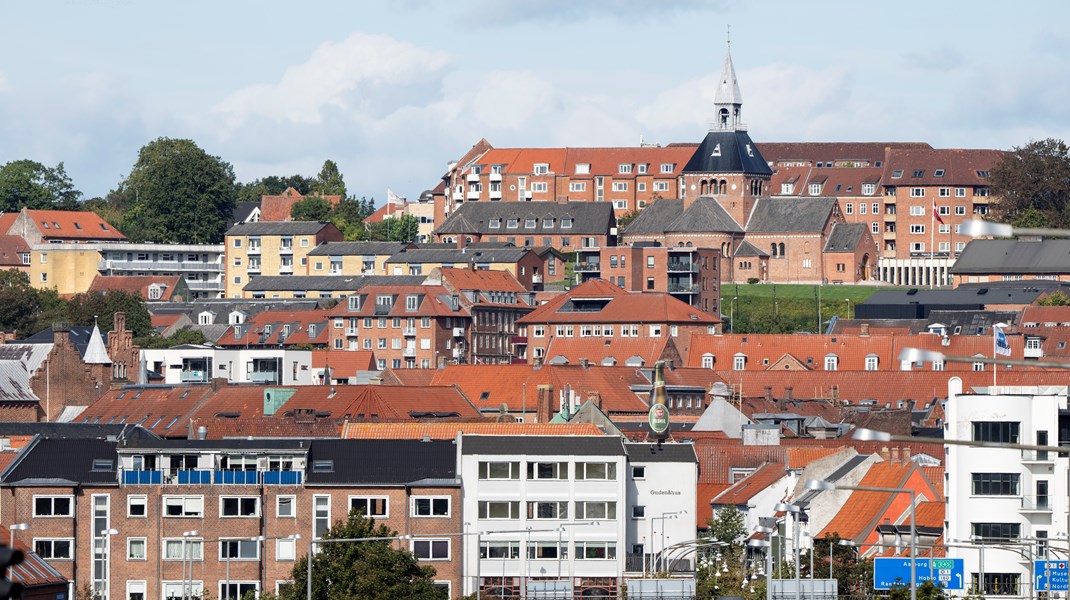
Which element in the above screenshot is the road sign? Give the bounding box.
[874,557,965,590]
[1035,560,1070,592]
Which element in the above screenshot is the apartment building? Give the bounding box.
[588,243,721,316]
[383,247,553,291]
[945,382,1069,597]
[434,201,616,256]
[224,222,343,298]
[1,208,126,244]
[305,241,413,276]
[241,274,425,299]
[140,344,315,386]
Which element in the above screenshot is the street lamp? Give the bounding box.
[181,530,200,600]
[845,298,851,320]
[649,510,686,575]
[774,502,805,600]
[748,537,773,600]
[7,524,28,547]
[246,534,301,600]
[806,479,917,600]
[100,528,119,600]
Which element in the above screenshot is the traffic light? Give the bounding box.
[0,543,23,599]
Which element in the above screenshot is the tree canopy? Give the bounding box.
[991,138,1070,228]
[66,290,152,337]
[117,138,237,244]
[235,174,315,205]
[0,159,82,212]
[311,159,347,198]
[282,511,444,600]
[291,196,332,221]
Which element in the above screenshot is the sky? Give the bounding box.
[2,0,1069,204]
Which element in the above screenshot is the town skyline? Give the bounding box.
[3,0,1069,202]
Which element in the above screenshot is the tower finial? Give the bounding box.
[727,24,731,48]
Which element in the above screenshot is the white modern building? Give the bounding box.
[141,345,314,385]
[97,242,226,298]
[624,443,698,573]
[945,380,1069,598]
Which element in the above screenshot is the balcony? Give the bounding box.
[467,190,480,200]
[98,260,222,273]
[278,265,294,274]
[489,172,502,182]
[574,262,601,273]
[279,245,294,255]
[247,263,261,274]
[249,371,281,384]
[121,469,302,486]
[1025,344,1044,359]
[489,189,502,200]
[179,370,210,383]
[247,245,261,255]
[667,261,698,272]
[452,192,463,201]
[403,327,416,337]
[532,275,543,284]
[403,347,416,357]
[1022,449,1056,464]
[884,212,897,221]
[453,327,465,337]
[523,190,533,199]
[345,327,359,337]
[1020,496,1052,513]
[668,283,699,294]
[511,335,527,345]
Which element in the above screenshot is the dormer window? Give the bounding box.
[637,163,648,174]
[561,218,573,229]
[711,144,721,157]
[733,353,746,371]
[525,218,536,229]
[489,218,501,229]
[865,354,879,371]
[618,163,632,174]
[542,218,555,228]
[507,219,519,229]
[308,324,316,337]
[660,163,674,174]
[824,354,838,371]
[808,183,822,195]
[862,183,877,195]
[781,183,795,194]
[348,296,361,311]
[533,163,549,175]
[575,163,590,175]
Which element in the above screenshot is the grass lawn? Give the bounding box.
[719,283,892,333]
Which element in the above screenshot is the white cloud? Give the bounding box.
[213,33,451,131]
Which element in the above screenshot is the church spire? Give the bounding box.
[714,39,744,131]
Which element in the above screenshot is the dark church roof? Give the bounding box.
[734,240,768,257]
[746,197,837,233]
[621,199,684,236]
[666,197,743,233]
[682,130,773,176]
[824,223,867,252]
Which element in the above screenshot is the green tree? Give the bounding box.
[889,580,947,600]
[387,214,420,242]
[0,159,82,211]
[66,290,152,337]
[709,507,747,545]
[291,196,332,221]
[991,138,1070,227]
[1039,290,1070,306]
[235,174,315,205]
[282,511,444,600]
[311,160,347,198]
[133,327,208,349]
[118,138,237,244]
[0,269,52,336]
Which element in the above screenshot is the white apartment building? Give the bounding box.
[459,435,629,598]
[624,443,699,573]
[97,242,226,298]
[141,345,314,385]
[945,380,1069,598]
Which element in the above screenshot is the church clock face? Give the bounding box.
[731,183,737,190]
[690,184,696,190]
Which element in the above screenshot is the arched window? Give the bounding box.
[719,108,729,126]
[771,244,778,257]
[779,243,786,257]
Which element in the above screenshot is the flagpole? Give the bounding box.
[930,200,936,289]
[992,324,997,387]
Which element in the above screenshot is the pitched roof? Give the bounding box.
[341,421,607,439]
[307,241,412,257]
[18,209,125,241]
[824,222,867,252]
[225,221,335,236]
[436,267,527,293]
[817,461,939,540]
[187,416,344,440]
[711,462,787,506]
[434,201,614,235]
[385,247,535,264]
[882,148,1005,186]
[243,274,425,292]
[276,385,482,421]
[734,240,768,257]
[88,275,185,300]
[758,142,931,167]
[76,386,217,436]
[1,437,118,485]
[666,197,744,233]
[0,213,18,234]
[519,278,718,325]
[621,199,685,236]
[2,526,69,588]
[313,350,376,379]
[952,239,1070,274]
[305,439,457,484]
[216,309,331,346]
[746,197,837,233]
[683,130,772,176]
[542,335,673,368]
[0,235,29,266]
[259,189,341,222]
[323,285,464,319]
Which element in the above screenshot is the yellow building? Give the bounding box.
[241,274,425,299]
[405,198,436,243]
[305,241,414,277]
[224,222,343,298]
[30,244,104,296]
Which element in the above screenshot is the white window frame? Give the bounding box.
[220,496,260,518]
[348,495,390,518]
[277,495,296,518]
[163,538,203,561]
[569,182,586,192]
[128,495,147,518]
[33,538,74,560]
[910,188,925,197]
[411,496,451,518]
[612,182,628,192]
[128,537,148,561]
[33,495,74,517]
[531,182,548,193]
[654,181,670,192]
[219,538,260,561]
[411,538,451,561]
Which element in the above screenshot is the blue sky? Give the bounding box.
[2,0,1068,203]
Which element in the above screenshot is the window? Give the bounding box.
[164,538,203,560]
[971,523,1021,542]
[533,163,549,175]
[575,163,590,175]
[576,541,617,560]
[479,461,520,479]
[576,501,617,520]
[973,422,1020,443]
[531,182,548,192]
[128,538,147,561]
[955,205,967,215]
[313,495,330,539]
[221,496,260,517]
[909,205,925,216]
[845,203,853,214]
[612,182,628,192]
[654,181,670,192]
[576,462,616,480]
[128,581,147,600]
[660,163,675,173]
[34,539,73,560]
[489,218,501,229]
[128,495,147,517]
[233,238,242,247]
[910,188,925,197]
[277,538,297,561]
[865,355,879,370]
[527,542,567,559]
[412,497,450,517]
[527,461,568,480]
[734,355,746,370]
[910,242,925,253]
[972,473,1020,496]
[956,187,967,197]
[164,496,204,518]
[872,222,880,234]
[533,326,545,338]
[527,501,568,520]
[859,203,867,214]
[939,187,951,197]
[862,183,877,195]
[277,496,295,518]
[478,501,521,519]
[825,355,838,371]
[507,218,519,229]
[34,495,74,517]
[612,200,627,210]
[480,541,521,559]
[220,539,259,560]
[910,224,925,234]
[632,506,646,518]
[164,582,203,600]
[972,573,1020,596]
[808,183,821,195]
[349,496,389,518]
[569,182,587,192]
[412,539,450,560]
[561,218,573,228]
[618,163,632,174]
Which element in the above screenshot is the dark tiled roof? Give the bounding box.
[225,221,332,236]
[307,241,412,257]
[435,201,614,235]
[243,275,425,292]
[824,222,866,252]
[385,248,532,264]
[683,130,773,176]
[232,201,260,224]
[625,442,698,463]
[746,197,837,233]
[952,240,1070,274]
[622,200,685,236]
[305,439,457,484]
[0,423,157,439]
[461,435,626,456]
[758,142,931,166]
[666,197,744,233]
[734,240,768,257]
[22,326,107,357]
[1,438,118,485]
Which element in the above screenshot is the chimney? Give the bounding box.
[580,358,589,369]
[212,377,227,391]
[891,447,901,464]
[53,322,71,346]
[666,359,674,370]
[536,384,554,423]
[860,323,870,337]
[113,311,126,334]
[587,390,602,410]
[880,446,891,460]
[831,385,839,405]
[903,447,911,463]
[764,386,773,402]
[196,425,208,440]
[368,376,382,385]
[784,386,793,402]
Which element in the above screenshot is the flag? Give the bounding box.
[994,324,1011,356]
[387,189,406,205]
[933,200,945,225]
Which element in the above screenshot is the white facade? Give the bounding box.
[625,444,698,573]
[459,436,629,598]
[946,380,1069,598]
[96,242,226,298]
[141,346,314,385]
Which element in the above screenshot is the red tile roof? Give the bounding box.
[438,267,527,293]
[21,209,125,240]
[277,385,482,421]
[88,275,185,301]
[325,285,466,318]
[542,336,672,367]
[259,188,341,222]
[1,523,69,587]
[217,309,332,346]
[1021,305,1070,326]
[341,421,606,439]
[0,213,18,234]
[817,461,941,541]
[519,278,718,325]
[363,201,404,225]
[313,350,376,379]
[0,235,29,267]
[882,148,1006,186]
[78,386,217,436]
[786,447,848,469]
[758,142,932,167]
[188,416,345,439]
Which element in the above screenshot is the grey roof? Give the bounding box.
[22,327,110,359]
[621,200,685,236]
[0,422,157,439]
[1,438,119,485]
[682,130,773,176]
[149,299,326,324]
[715,48,743,107]
[435,201,614,236]
[746,197,837,233]
[232,201,260,224]
[385,247,532,264]
[120,438,309,451]
[243,275,425,292]
[0,361,38,403]
[666,197,744,233]
[225,221,332,236]
[952,239,1070,274]
[307,241,412,257]
[625,442,698,463]
[824,222,867,252]
[863,283,1057,308]
[925,310,1021,333]
[0,344,51,374]
[461,435,625,456]
[733,240,768,257]
[305,439,457,485]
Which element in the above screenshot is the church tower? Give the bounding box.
[681,42,772,226]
